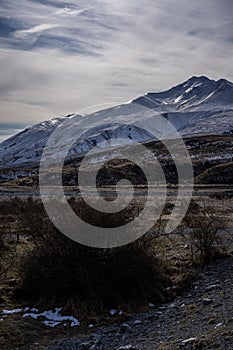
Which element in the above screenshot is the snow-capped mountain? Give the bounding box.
[0,76,233,169]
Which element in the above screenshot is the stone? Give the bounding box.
[202,298,213,306]
[133,320,142,326]
[180,337,197,346]
[119,323,133,334]
[206,284,220,291]
[78,342,93,350]
[89,334,102,344]
[208,317,216,325]
[146,314,159,321]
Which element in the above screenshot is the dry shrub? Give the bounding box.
[14,198,171,313]
[190,212,226,264]
[185,201,227,264]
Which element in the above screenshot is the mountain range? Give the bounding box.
[0,75,233,172]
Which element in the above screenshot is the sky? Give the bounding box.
[0,0,233,141]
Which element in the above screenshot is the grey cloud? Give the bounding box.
[0,0,117,55]
[0,0,232,141]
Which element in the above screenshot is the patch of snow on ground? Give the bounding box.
[30,308,39,312]
[204,154,233,161]
[1,308,22,315]
[43,320,61,327]
[23,307,80,327]
[149,303,155,308]
[109,309,117,316]
[109,309,123,316]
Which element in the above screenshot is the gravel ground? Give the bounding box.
[48,257,233,350]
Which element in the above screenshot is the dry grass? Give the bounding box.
[0,195,231,349]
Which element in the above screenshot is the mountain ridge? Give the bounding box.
[0,76,233,169]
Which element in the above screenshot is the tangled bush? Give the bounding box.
[15,198,171,314]
[184,201,227,264]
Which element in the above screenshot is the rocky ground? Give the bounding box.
[48,256,233,350]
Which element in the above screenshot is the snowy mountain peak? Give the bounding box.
[185,75,212,84]
[178,76,233,96]
[133,76,233,111]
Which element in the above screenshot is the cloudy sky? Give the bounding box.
[0,0,233,141]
